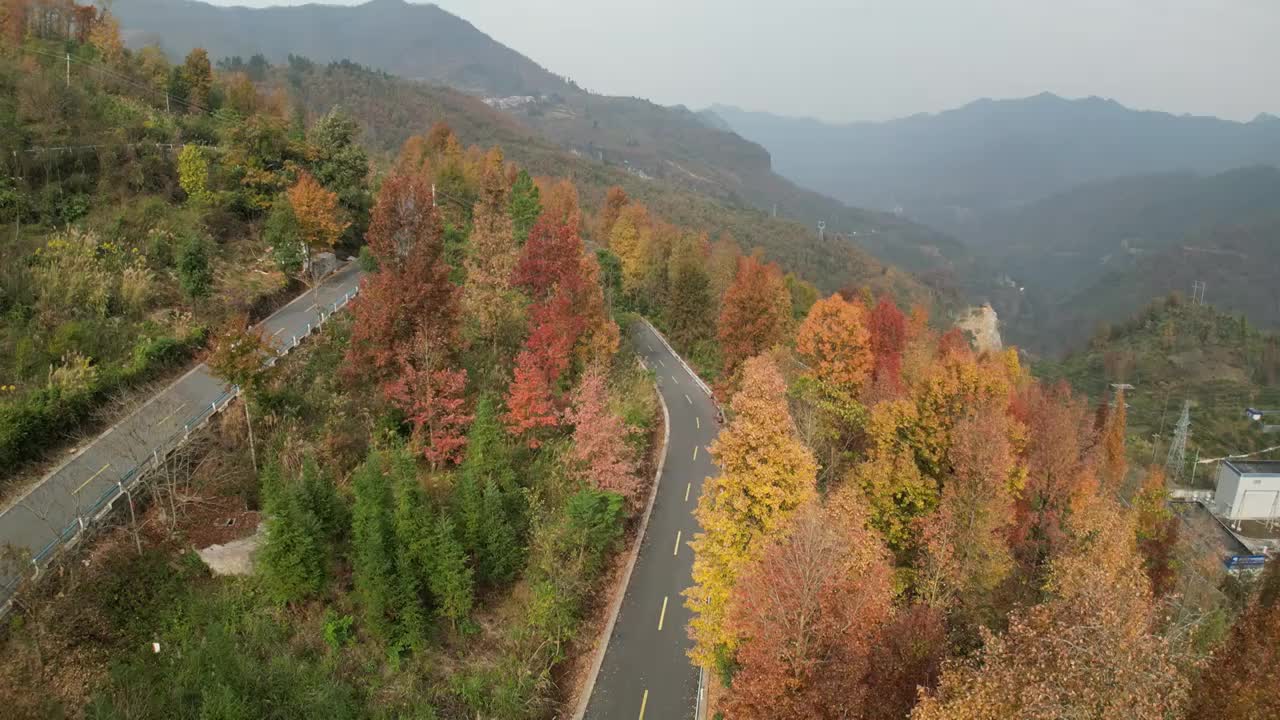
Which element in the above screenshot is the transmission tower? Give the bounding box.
[1165,400,1191,483]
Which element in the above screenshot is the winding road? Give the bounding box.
[583,321,720,720]
[0,263,363,602]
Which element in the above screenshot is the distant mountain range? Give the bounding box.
[109,0,970,282]
[708,96,1280,231]
[974,166,1280,352]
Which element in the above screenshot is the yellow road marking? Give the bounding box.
[696,416,700,429]
[306,303,317,312]
[658,358,666,367]
[639,689,649,719]
[657,597,668,631]
[75,463,111,495]
[685,393,692,405]
[270,327,285,337]
[685,483,691,502]
[693,446,698,461]
[155,402,187,427]
[670,375,678,384]
[673,531,682,556]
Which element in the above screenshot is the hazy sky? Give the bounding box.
[201,0,1278,123]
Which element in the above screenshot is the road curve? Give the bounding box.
[584,321,719,720]
[0,263,363,598]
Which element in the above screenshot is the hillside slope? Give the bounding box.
[276,59,938,306]
[710,95,1280,230]
[112,0,573,96]
[110,0,971,281]
[971,167,1280,352]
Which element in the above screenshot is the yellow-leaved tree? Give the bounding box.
[685,355,818,671]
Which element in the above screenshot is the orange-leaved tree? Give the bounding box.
[564,365,640,507]
[715,253,791,393]
[1187,559,1280,720]
[686,355,817,670]
[287,171,348,268]
[722,502,894,720]
[795,293,873,402]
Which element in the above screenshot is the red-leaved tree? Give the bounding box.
[564,366,640,506]
[382,353,471,469]
[346,172,457,383]
[716,253,791,393]
[723,502,894,720]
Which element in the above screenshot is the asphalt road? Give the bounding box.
[584,322,720,720]
[0,263,363,595]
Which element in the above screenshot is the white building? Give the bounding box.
[1214,460,1280,523]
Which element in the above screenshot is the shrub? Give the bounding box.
[176,233,213,299]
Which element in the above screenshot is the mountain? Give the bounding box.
[967,166,1280,352]
[111,0,574,96]
[271,58,936,306]
[109,0,972,282]
[709,95,1280,230]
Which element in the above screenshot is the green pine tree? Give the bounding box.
[257,462,329,604]
[667,241,714,348]
[454,396,526,585]
[351,451,397,639]
[508,169,542,245]
[426,513,474,628]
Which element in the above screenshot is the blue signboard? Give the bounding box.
[1224,554,1269,570]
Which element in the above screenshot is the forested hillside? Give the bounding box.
[270,56,939,306]
[971,167,1280,352]
[711,94,1280,229]
[0,5,371,489]
[109,0,972,282]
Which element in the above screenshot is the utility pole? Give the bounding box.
[1165,400,1191,483]
[65,53,70,88]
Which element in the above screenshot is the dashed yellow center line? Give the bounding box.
[270,327,285,337]
[670,375,679,384]
[673,530,682,556]
[685,393,692,405]
[658,358,666,367]
[657,596,669,631]
[685,482,691,502]
[693,446,698,461]
[155,402,187,428]
[306,303,317,312]
[639,689,649,719]
[696,416,701,429]
[74,463,111,495]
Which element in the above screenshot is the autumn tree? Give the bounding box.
[912,496,1189,720]
[346,172,457,384]
[686,356,817,669]
[512,218,581,301]
[536,177,582,233]
[722,503,894,719]
[287,171,348,269]
[1133,466,1179,599]
[599,185,628,238]
[381,345,471,469]
[462,147,524,353]
[608,202,651,300]
[795,293,873,402]
[918,403,1020,628]
[1100,388,1128,492]
[864,604,948,720]
[564,366,640,507]
[308,108,371,246]
[707,233,742,304]
[1187,560,1280,720]
[206,313,274,471]
[180,47,212,111]
[1010,382,1095,576]
[869,295,908,391]
[716,253,791,390]
[503,288,581,446]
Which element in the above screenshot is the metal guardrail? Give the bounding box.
[0,286,358,605]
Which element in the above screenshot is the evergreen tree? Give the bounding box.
[455,396,526,585]
[508,169,542,245]
[426,514,474,629]
[351,451,397,639]
[257,462,329,605]
[666,233,713,348]
[308,108,371,247]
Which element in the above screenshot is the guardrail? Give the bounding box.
[0,285,359,608]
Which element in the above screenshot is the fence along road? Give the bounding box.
[0,262,363,607]
[583,321,718,720]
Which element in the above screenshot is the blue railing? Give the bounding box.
[1,286,359,605]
